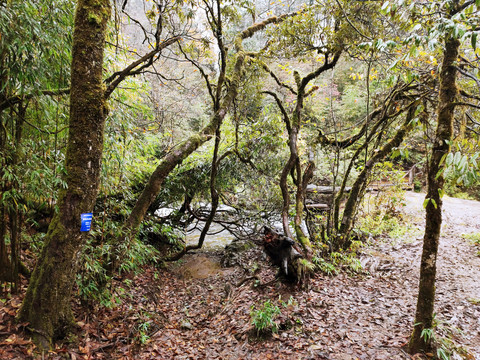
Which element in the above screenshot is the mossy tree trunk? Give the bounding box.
[338,103,417,247]
[277,52,341,256]
[18,0,111,349]
[408,36,460,354]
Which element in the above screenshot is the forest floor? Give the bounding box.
[1,191,480,359]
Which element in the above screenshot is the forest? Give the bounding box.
[1,0,480,358]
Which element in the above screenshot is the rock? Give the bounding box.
[180,319,193,330]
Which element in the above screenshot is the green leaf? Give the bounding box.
[438,188,444,198]
[458,156,468,172]
[423,198,430,208]
[454,151,461,165]
[435,167,444,180]
[472,32,477,50]
[414,104,424,116]
[445,152,453,166]
[439,153,447,166]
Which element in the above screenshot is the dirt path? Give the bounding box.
[397,192,480,356]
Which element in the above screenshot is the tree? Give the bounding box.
[120,9,304,256]
[408,27,461,357]
[17,0,186,346]
[257,0,415,255]
[401,0,478,353]
[0,0,73,290]
[262,52,342,256]
[17,0,302,346]
[18,0,112,348]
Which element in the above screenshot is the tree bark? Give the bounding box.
[338,104,417,246]
[8,102,26,292]
[18,0,111,349]
[279,52,341,255]
[408,36,460,354]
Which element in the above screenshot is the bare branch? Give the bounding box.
[451,101,480,110]
[178,44,216,105]
[459,89,480,102]
[0,88,69,112]
[263,90,292,134]
[456,66,480,89]
[104,36,181,98]
[259,61,297,94]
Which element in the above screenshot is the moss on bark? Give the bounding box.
[18,0,111,349]
[408,36,460,354]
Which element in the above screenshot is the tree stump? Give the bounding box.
[262,226,304,282]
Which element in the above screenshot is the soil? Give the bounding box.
[1,191,479,359]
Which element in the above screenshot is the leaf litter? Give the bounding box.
[0,192,479,359]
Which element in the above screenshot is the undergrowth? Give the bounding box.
[461,232,480,256]
[250,299,281,336]
[250,297,299,338]
[312,240,364,275]
[421,314,476,360]
[76,235,160,308]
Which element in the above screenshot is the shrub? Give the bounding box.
[250,300,281,336]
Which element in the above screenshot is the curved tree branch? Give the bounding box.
[104,36,181,98]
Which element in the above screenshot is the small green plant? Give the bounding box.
[330,251,364,273]
[420,327,434,342]
[298,258,315,277]
[250,299,281,336]
[359,214,410,239]
[312,256,338,275]
[282,296,297,308]
[462,232,480,245]
[416,314,474,360]
[136,320,151,344]
[436,346,450,360]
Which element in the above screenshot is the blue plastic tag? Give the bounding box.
[80,213,93,232]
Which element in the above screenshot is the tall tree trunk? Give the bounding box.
[0,115,9,283]
[280,130,297,240]
[408,36,459,354]
[18,0,111,349]
[0,58,10,283]
[280,53,341,255]
[0,204,9,285]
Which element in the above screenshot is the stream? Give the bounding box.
[185,223,235,251]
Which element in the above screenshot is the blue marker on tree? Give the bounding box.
[80,213,93,232]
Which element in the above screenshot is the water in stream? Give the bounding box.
[185,223,235,251]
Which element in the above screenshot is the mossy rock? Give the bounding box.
[221,239,256,267]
